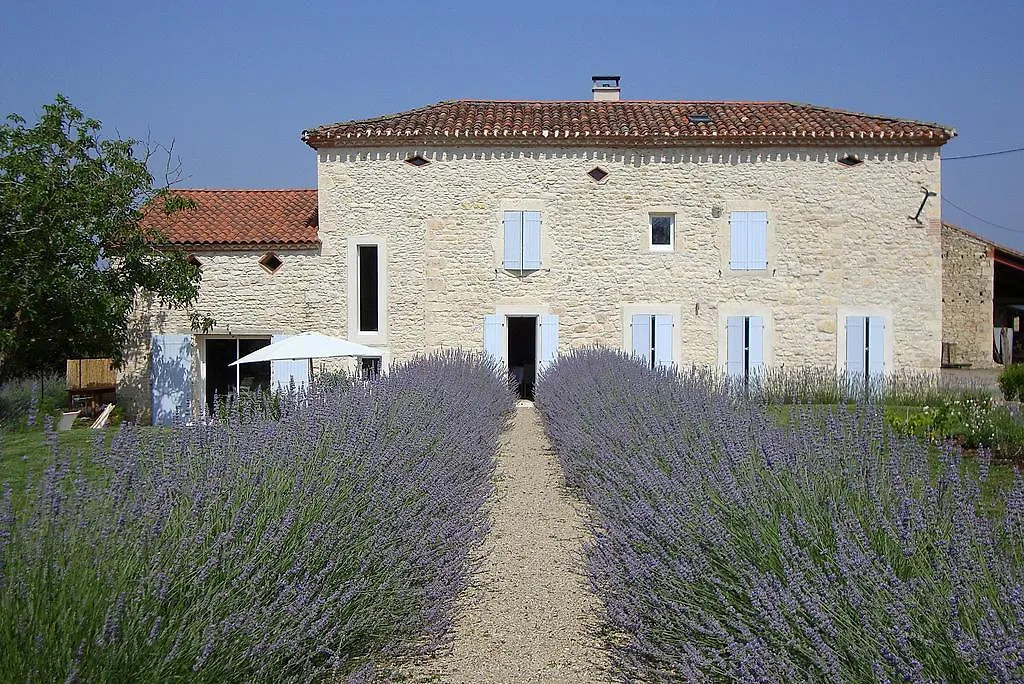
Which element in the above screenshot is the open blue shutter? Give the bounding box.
[654,315,674,368]
[539,314,558,373]
[730,212,748,270]
[631,314,652,365]
[271,335,310,390]
[503,211,523,270]
[748,316,764,376]
[151,333,192,426]
[523,211,542,270]
[749,212,768,269]
[484,314,503,362]
[726,317,745,377]
[867,316,885,377]
[846,316,867,378]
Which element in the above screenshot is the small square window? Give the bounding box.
[588,167,608,182]
[259,252,283,273]
[650,214,674,251]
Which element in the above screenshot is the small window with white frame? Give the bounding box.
[650,213,674,251]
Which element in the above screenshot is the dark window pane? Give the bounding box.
[360,357,381,379]
[651,216,672,245]
[358,245,379,332]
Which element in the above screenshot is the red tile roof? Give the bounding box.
[303,100,955,149]
[142,189,319,250]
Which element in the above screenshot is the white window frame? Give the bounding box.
[649,213,675,252]
[198,334,272,411]
[717,305,773,371]
[347,235,388,346]
[622,304,683,367]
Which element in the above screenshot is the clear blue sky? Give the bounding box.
[2,0,1023,247]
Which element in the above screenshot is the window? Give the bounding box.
[358,245,379,333]
[845,316,885,381]
[726,316,764,382]
[630,314,674,368]
[405,155,430,167]
[729,211,768,270]
[587,167,608,182]
[359,357,382,379]
[204,337,271,411]
[259,252,283,273]
[650,214,674,251]
[503,211,542,272]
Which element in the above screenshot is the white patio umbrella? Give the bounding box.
[229,332,381,372]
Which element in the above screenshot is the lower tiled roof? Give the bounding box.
[143,189,318,249]
[303,100,955,149]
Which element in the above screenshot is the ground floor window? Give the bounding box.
[726,315,764,382]
[205,337,271,410]
[359,356,382,379]
[630,313,674,368]
[845,315,885,381]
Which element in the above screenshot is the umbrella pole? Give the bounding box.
[308,358,314,386]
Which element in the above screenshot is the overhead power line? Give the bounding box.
[942,196,1024,234]
[944,146,1024,160]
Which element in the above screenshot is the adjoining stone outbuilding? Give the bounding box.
[941,222,1024,371]
[122,78,961,423]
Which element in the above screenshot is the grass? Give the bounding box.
[0,426,112,491]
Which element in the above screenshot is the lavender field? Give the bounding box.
[536,349,1024,683]
[0,350,514,682]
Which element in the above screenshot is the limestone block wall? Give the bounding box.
[941,224,996,368]
[318,144,943,371]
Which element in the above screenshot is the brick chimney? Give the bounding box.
[592,75,621,101]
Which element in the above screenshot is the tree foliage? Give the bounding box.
[0,95,211,379]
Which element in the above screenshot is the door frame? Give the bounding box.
[493,304,551,374]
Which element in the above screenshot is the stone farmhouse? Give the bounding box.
[124,77,967,423]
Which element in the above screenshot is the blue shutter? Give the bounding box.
[654,314,674,368]
[503,211,523,270]
[846,316,867,378]
[151,333,192,426]
[867,316,885,377]
[631,314,652,365]
[270,335,310,390]
[749,212,768,269]
[539,314,558,373]
[729,212,749,270]
[523,211,542,270]
[748,316,764,377]
[484,314,503,362]
[726,317,745,377]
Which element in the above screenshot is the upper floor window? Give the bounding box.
[650,213,674,251]
[729,211,768,270]
[503,210,542,272]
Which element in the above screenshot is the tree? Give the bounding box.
[0,95,212,379]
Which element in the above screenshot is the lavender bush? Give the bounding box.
[0,350,514,682]
[536,348,1024,682]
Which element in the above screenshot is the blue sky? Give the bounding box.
[2,0,1023,246]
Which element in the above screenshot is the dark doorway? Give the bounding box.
[507,316,537,399]
[205,338,271,411]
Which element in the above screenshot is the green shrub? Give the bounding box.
[0,374,66,431]
[998,363,1024,401]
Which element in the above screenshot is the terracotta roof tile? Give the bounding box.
[142,189,318,249]
[303,100,955,149]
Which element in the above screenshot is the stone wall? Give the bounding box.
[941,224,996,368]
[123,144,945,420]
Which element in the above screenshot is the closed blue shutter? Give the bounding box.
[271,335,311,390]
[749,212,768,269]
[484,314,503,362]
[726,317,745,377]
[748,316,764,377]
[654,314,674,368]
[730,212,749,270]
[151,333,192,426]
[846,316,867,378]
[867,316,885,377]
[503,211,523,270]
[539,314,558,373]
[631,314,652,365]
[523,211,542,270]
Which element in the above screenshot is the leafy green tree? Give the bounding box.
[0,95,212,379]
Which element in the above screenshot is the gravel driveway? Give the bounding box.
[400,402,612,683]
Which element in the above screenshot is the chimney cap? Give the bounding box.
[592,75,621,86]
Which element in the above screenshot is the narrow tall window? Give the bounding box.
[358,245,379,332]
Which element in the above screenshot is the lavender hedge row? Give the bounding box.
[536,348,1024,683]
[0,350,514,682]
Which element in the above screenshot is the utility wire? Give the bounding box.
[944,146,1024,160]
[942,196,1024,234]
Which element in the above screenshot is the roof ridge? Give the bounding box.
[171,188,316,193]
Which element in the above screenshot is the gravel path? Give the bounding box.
[400,402,612,683]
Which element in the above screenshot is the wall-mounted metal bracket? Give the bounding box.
[911,187,937,224]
